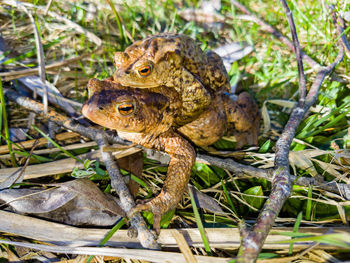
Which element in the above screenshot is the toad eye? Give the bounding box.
[86,87,93,99]
[137,65,152,76]
[116,102,136,116]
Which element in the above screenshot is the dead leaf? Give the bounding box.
[334,148,350,166]
[51,179,125,217]
[289,151,318,176]
[266,99,296,109]
[41,191,123,226]
[312,159,344,179]
[214,42,254,71]
[189,185,225,214]
[262,99,296,134]
[8,128,28,142]
[0,140,39,190]
[179,8,225,24]
[0,179,125,226]
[0,188,77,213]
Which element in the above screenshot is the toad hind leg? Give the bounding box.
[126,130,195,234]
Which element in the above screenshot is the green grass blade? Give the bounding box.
[86,217,126,263]
[32,125,83,163]
[130,174,147,188]
[0,94,2,142]
[106,0,129,45]
[272,233,350,248]
[188,186,212,255]
[297,103,349,139]
[289,212,302,255]
[305,185,312,221]
[0,79,16,167]
[222,179,238,215]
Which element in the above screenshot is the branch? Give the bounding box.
[96,135,159,249]
[197,154,350,199]
[331,6,350,58]
[3,89,127,146]
[235,2,345,261]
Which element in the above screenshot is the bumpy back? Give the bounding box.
[123,34,230,93]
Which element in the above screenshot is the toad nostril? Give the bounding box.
[98,106,104,110]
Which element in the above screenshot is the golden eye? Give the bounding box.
[138,65,152,76]
[116,102,136,116]
[86,87,93,99]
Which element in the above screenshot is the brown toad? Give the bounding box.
[113,34,231,125]
[82,78,259,233]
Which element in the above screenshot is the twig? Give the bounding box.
[332,6,350,58]
[96,134,159,249]
[280,0,306,104]
[3,89,128,146]
[198,153,350,203]
[0,47,103,81]
[230,1,349,83]
[44,0,53,14]
[235,2,345,262]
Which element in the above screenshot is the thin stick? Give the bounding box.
[96,134,159,249]
[280,0,306,104]
[331,5,350,58]
[0,47,103,81]
[44,0,53,14]
[235,2,345,261]
[3,89,128,146]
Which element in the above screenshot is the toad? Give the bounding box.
[82,78,259,233]
[113,34,231,125]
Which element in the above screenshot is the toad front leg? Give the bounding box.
[120,130,195,234]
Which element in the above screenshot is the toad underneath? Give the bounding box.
[82,78,260,233]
